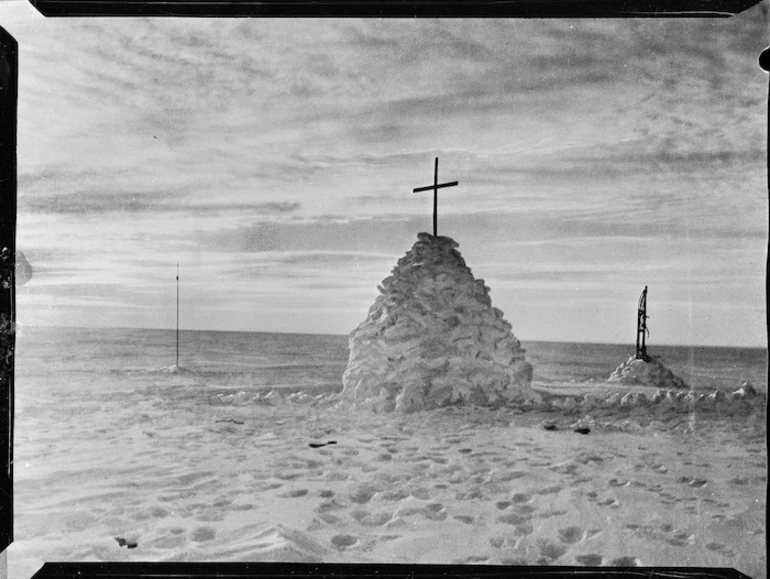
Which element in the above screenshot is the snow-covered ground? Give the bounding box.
[8,378,766,578]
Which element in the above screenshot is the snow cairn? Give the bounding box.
[340,233,538,413]
[608,355,688,389]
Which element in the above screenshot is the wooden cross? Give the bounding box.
[412,157,458,237]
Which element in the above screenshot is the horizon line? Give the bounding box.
[15,323,768,351]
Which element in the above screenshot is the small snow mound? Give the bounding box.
[736,381,759,399]
[608,355,687,389]
[157,364,193,375]
[340,233,536,413]
[216,391,253,406]
[287,391,322,404]
[214,390,285,406]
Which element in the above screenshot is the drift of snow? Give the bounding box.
[340,232,538,413]
[156,364,193,374]
[608,355,688,389]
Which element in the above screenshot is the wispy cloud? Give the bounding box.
[21,189,301,216]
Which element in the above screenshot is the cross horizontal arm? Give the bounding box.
[412,181,459,193]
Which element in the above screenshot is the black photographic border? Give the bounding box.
[0,1,765,576]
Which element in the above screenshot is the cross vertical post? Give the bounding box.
[413,157,458,237]
[432,157,438,237]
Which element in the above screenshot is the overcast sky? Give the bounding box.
[2,2,768,346]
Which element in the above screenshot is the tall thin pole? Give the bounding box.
[176,262,179,367]
[433,157,438,237]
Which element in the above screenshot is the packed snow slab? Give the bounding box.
[608,355,688,389]
[341,233,537,413]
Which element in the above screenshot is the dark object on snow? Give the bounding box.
[543,424,558,431]
[309,440,337,448]
[574,427,591,435]
[114,537,138,549]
